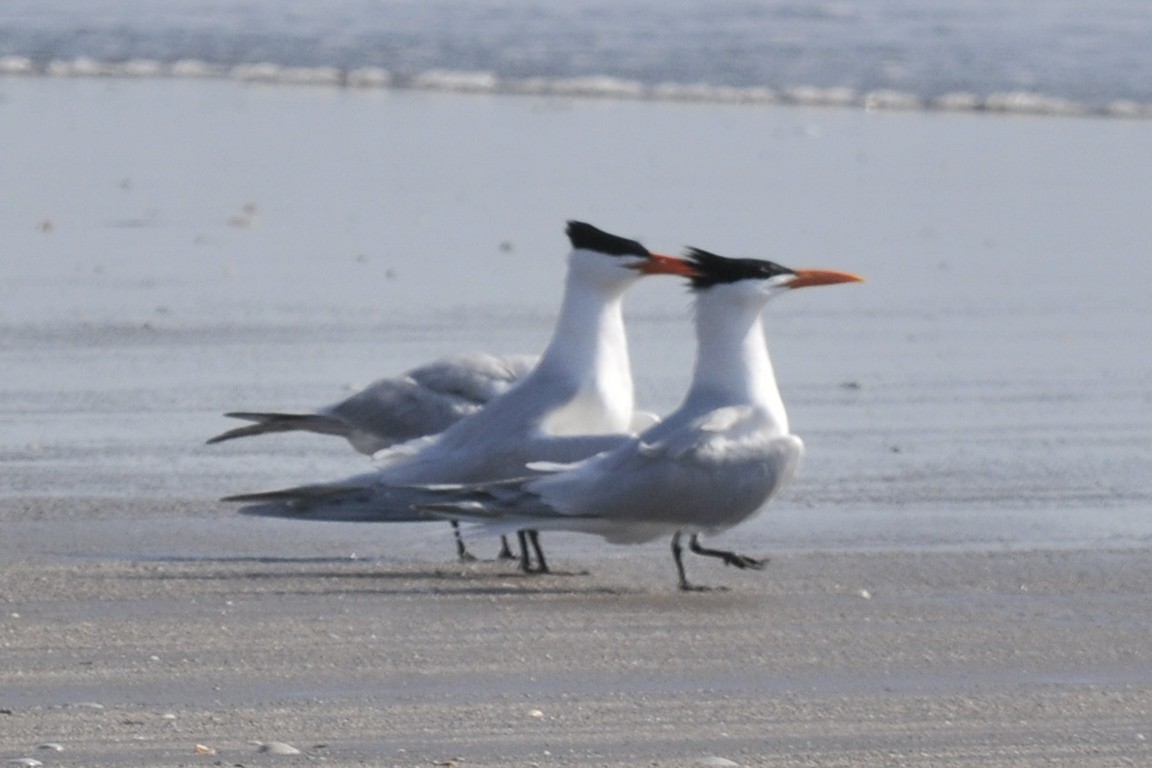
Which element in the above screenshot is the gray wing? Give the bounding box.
[209,352,537,454]
[370,425,632,481]
[325,378,480,453]
[406,352,538,402]
[528,405,804,539]
[324,352,539,452]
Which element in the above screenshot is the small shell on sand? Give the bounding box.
[697,758,741,767]
[257,741,303,755]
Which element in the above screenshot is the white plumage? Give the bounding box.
[224,222,695,567]
[420,248,863,589]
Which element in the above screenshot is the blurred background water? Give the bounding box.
[2,0,1151,115]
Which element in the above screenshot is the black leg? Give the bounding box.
[496,535,516,561]
[516,530,550,574]
[451,521,476,561]
[671,531,705,591]
[688,534,767,570]
[517,530,532,573]
[527,530,548,574]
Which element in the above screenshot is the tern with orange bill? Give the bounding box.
[418,248,864,590]
[223,221,696,568]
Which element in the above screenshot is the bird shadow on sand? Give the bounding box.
[116,554,633,597]
[102,553,769,599]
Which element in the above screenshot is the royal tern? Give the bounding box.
[419,248,863,590]
[224,221,696,567]
[207,352,539,455]
[208,221,672,456]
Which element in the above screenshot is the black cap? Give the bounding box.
[566,221,650,258]
[684,248,795,290]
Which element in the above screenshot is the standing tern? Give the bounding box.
[419,248,863,590]
[224,221,696,567]
[209,222,669,454]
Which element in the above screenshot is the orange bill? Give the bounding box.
[788,269,865,289]
[634,252,700,277]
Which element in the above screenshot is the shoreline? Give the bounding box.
[3,58,1151,120]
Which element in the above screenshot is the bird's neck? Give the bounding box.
[536,276,634,434]
[684,294,789,434]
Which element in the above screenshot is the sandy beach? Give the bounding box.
[3,549,1152,766]
[2,77,1151,766]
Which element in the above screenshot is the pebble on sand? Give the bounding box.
[7,760,43,767]
[697,758,741,767]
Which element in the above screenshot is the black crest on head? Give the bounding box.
[685,248,795,290]
[566,221,649,258]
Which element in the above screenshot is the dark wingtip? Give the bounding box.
[220,492,270,503]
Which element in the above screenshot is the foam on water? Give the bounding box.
[3,56,1150,119]
[2,0,1152,119]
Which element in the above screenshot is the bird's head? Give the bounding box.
[565,221,695,287]
[684,247,863,302]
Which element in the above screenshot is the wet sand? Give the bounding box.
[2,77,1152,765]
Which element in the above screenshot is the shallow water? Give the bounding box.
[3,0,1152,114]
[1,77,1150,561]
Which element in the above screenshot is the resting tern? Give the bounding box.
[207,352,539,455]
[224,221,696,567]
[420,248,863,590]
[209,351,537,561]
